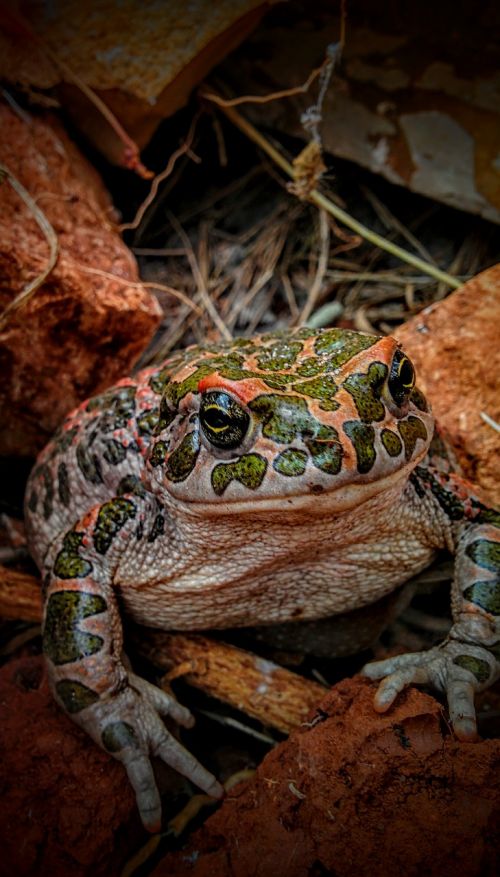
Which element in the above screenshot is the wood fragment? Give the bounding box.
[134,630,326,734]
[0,566,326,734]
[0,565,42,622]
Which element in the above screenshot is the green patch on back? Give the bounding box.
[164,363,215,409]
[44,591,107,665]
[212,453,267,496]
[463,581,500,615]
[466,540,500,574]
[93,498,136,555]
[249,394,311,444]
[54,531,93,579]
[425,470,465,521]
[117,475,146,498]
[149,368,171,396]
[381,429,403,458]
[76,443,104,485]
[165,431,200,482]
[57,462,71,506]
[103,439,127,465]
[474,507,500,528]
[55,679,100,713]
[291,374,339,411]
[273,448,308,477]
[343,362,388,422]
[87,385,137,432]
[54,425,79,453]
[314,328,377,367]
[256,340,303,371]
[295,357,326,378]
[397,416,428,461]
[343,421,376,473]
[453,654,491,683]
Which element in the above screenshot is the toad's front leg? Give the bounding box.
[363,469,500,740]
[43,496,223,831]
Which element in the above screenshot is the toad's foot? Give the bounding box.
[362,640,499,741]
[74,673,223,831]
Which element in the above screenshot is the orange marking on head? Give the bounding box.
[197,375,268,404]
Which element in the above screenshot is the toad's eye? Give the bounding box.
[388,350,415,406]
[200,391,250,450]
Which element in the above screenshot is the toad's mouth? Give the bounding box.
[165,453,425,520]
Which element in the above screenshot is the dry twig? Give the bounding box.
[64,260,201,314]
[167,212,232,340]
[0,162,59,330]
[0,5,151,177]
[120,114,201,232]
[135,630,326,735]
[205,98,462,291]
[298,209,330,324]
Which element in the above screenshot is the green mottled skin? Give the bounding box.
[273,448,308,477]
[453,654,491,683]
[343,422,376,474]
[381,429,403,458]
[343,362,388,422]
[44,591,106,665]
[398,416,429,461]
[102,721,139,753]
[93,498,136,555]
[56,679,100,713]
[165,431,200,482]
[53,532,93,579]
[24,327,500,829]
[212,453,268,496]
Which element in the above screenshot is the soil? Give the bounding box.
[154,677,500,877]
[0,655,138,877]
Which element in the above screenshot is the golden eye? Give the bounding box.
[388,350,415,406]
[200,391,249,450]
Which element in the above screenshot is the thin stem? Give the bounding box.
[215,102,461,291]
[0,163,59,330]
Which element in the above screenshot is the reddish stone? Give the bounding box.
[0,656,138,877]
[396,265,500,506]
[0,1,273,165]
[0,102,161,457]
[153,678,500,877]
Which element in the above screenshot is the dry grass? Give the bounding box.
[132,155,494,367]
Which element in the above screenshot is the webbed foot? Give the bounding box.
[75,673,223,831]
[362,640,498,741]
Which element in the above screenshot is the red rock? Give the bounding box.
[152,678,500,877]
[0,102,161,457]
[220,3,500,222]
[0,656,138,877]
[396,265,500,506]
[0,1,274,165]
